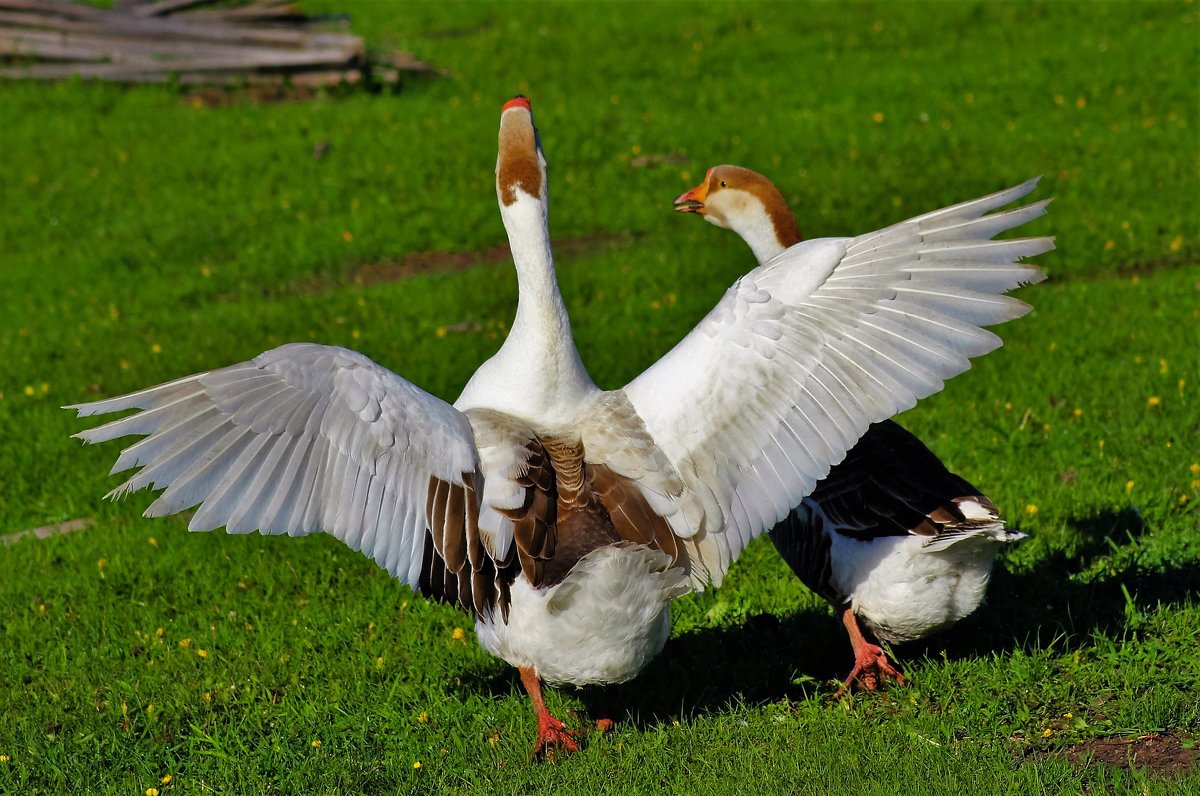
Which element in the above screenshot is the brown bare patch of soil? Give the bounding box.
[1060,733,1197,778]
[301,231,635,295]
[2,518,94,547]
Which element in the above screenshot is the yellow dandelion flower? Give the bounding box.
[23,385,34,397]
[1042,728,1053,738]
[120,360,131,370]
[40,382,49,393]
[1192,479,1200,491]
[161,774,172,784]
[1063,712,1073,719]
[148,537,158,547]
[1181,495,1190,505]
[342,231,353,242]
[1025,504,1038,515]
[1004,401,1013,410]
[376,656,384,669]
[872,112,885,123]
[413,761,423,770]
[1169,235,1183,253]
[351,329,360,339]
[311,739,321,748]
[203,692,213,704]
[155,627,164,638]
[146,789,159,796]
[0,754,9,762]
[97,558,107,569]
[1098,439,1105,450]
[178,638,191,648]
[1125,480,1135,494]
[1148,396,1161,407]
[1104,240,1115,252]
[200,266,211,278]
[1189,463,1199,475]
[417,711,429,724]
[1075,97,1087,109]
[488,732,500,746]
[1073,408,1083,417]
[1159,359,1169,374]
[196,649,208,658]
[151,343,162,354]
[452,627,466,642]
[435,326,447,338]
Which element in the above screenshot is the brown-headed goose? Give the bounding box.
[675,164,1038,690]
[69,99,1050,754]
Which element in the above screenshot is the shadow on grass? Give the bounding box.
[915,506,1199,664]
[457,507,1198,728]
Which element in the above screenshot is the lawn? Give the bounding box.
[1,1,1198,793]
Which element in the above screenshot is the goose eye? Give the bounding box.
[719,180,727,188]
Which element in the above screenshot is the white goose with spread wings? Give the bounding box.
[69,97,1051,754]
[675,165,1039,690]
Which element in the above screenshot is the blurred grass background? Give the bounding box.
[1,1,1197,793]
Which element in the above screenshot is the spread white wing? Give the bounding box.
[69,342,481,588]
[624,178,1052,587]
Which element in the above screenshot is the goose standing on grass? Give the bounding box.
[69,97,1051,755]
[674,165,1039,690]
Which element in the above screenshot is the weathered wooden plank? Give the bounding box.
[1,44,359,78]
[0,0,113,23]
[0,27,357,65]
[132,0,218,18]
[0,1,361,51]
[0,62,360,85]
[0,0,439,87]
[183,4,304,24]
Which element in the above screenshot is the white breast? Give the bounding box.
[474,544,689,686]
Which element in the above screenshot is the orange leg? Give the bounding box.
[519,666,579,756]
[837,608,906,694]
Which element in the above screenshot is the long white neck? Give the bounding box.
[455,188,597,426]
[503,195,575,351]
[711,195,789,265]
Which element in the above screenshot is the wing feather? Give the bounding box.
[69,342,482,589]
[625,179,1051,587]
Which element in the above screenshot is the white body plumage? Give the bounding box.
[475,544,688,686]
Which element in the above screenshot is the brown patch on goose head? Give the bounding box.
[676,164,802,248]
[497,95,544,207]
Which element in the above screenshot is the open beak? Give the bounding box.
[673,174,709,214]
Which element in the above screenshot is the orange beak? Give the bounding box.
[673,170,711,214]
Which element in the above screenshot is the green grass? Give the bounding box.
[2,1,1198,793]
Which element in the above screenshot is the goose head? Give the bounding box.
[674,164,802,263]
[497,95,548,213]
